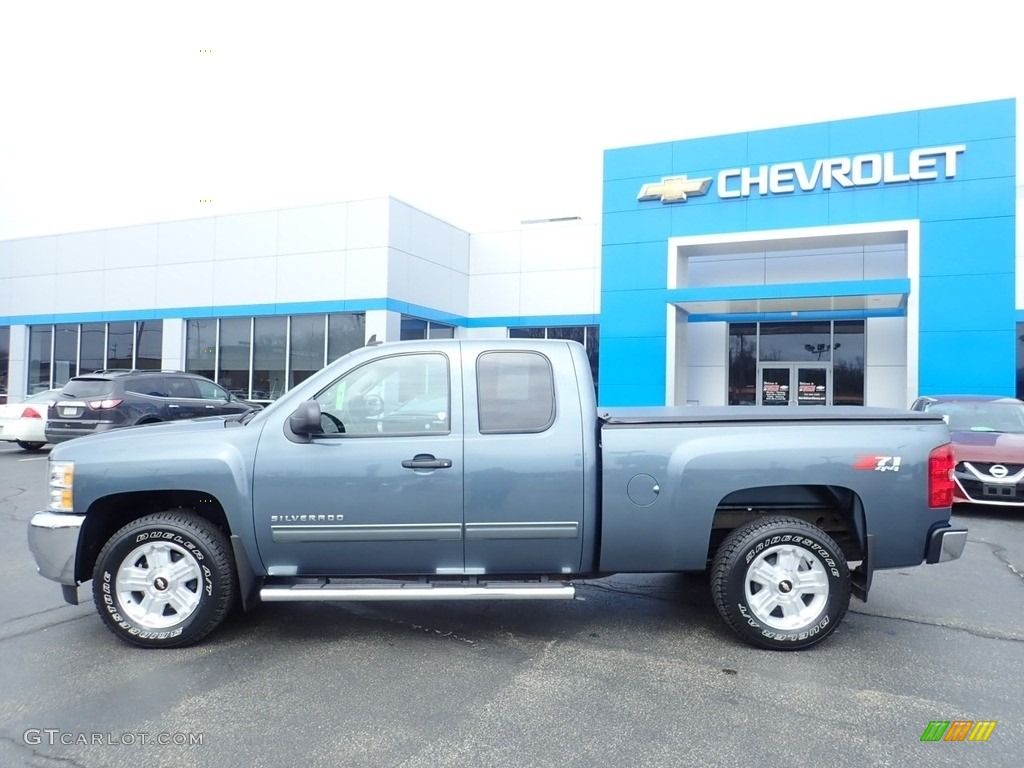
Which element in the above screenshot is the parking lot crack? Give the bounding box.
[974,539,1024,585]
[0,733,91,768]
[849,608,1024,643]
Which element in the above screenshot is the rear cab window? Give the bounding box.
[476,351,555,434]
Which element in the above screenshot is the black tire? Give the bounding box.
[711,516,850,651]
[16,440,45,451]
[92,511,236,648]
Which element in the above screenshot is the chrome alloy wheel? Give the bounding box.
[744,544,829,631]
[115,540,204,629]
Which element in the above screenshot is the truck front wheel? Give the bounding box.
[92,511,236,648]
[711,516,850,651]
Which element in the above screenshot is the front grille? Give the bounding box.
[957,476,1024,502]
[963,462,1024,476]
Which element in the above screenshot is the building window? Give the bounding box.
[28,326,52,393]
[727,320,864,406]
[253,316,287,400]
[107,322,134,369]
[186,319,217,381]
[185,312,365,401]
[728,323,757,405]
[400,316,455,340]
[218,318,251,399]
[80,323,106,374]
[24,321,163,392]
[136,320,163,370]
[328,313,365,362]
[508,325,599,393]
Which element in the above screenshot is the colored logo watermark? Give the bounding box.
[921,721,997,742]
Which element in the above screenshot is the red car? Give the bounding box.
[910,394,1024,508]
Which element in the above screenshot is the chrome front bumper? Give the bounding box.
[925,524,968,564]
[27,511,84,586]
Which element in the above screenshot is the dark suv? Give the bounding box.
[45,370,260,444]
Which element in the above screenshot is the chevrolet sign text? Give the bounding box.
[719,144,964,198]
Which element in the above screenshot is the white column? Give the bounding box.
[364,310,402,343]
[162,318,186,371]
[7,325,29,400]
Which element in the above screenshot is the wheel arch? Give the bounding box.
[76,490,230,584]
[708,484,867,566]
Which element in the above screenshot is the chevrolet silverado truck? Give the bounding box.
[27,339,967,651]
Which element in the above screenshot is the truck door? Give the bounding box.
[251,349,464,576]
[461,345,586,575]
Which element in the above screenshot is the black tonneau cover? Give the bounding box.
[600,406,946,425]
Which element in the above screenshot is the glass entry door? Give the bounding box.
[758,365,830,406]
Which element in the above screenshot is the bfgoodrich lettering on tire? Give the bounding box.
[711,516,850,651]
[92,510,236,648]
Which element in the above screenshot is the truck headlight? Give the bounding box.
[48,461,75,513]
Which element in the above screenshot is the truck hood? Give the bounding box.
[950,429,1024,463]
[49,416,243,460]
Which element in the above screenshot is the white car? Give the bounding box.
[0,389,61,451]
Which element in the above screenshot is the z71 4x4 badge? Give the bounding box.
[853,455,902,472]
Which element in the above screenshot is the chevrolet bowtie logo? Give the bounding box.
[637,174,713,203]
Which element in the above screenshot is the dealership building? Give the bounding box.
[0,98,1018,408]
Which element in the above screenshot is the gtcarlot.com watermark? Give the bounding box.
[24,729,203,747]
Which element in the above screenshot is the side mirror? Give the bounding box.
[288,400,322,437]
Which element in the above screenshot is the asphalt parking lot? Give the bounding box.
[0,443,1021,768]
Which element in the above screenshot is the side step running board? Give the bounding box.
[260,582,575,602]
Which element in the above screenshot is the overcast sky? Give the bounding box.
[1,0,1021,241]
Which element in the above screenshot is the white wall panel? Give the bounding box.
[387,201,414,256]
[402,256,460,310]
[343,247,388,298]
[863,246,907,279]
[10,237,56,277]
[278,203,347,255]
[469,230,522,275]
[686,365,728,407]
[212,257,277,307]
[468,274,520,317]
[102,267,157,312]
[866,365,908,408]
[155,262,215,309]
[57,231,106,274]
[6,276,54,315]
[215,212,278,260]
[0,240,11,279]
[158,218,216,265]
[461,326,508,339]
[347,199,389,250]
[106,225,158,269]
[685,321,728,367]
[521,224,597,272]
[55,271,105,314]
[865,316,907,366]
[683,254,764,288]
[520,269,597,315]
[275,251,345,304]
[765,251,864,283]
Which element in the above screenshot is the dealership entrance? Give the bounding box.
[757,364,829,406]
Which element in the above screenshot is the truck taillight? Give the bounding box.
[928,443,955,508]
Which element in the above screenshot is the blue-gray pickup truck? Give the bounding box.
[28,339,967,651]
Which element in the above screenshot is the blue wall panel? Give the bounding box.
[919,218,1016,277]
[601,98,1016,405]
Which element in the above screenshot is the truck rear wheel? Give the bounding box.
[711,516,850,651]
[92,511,236,648]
